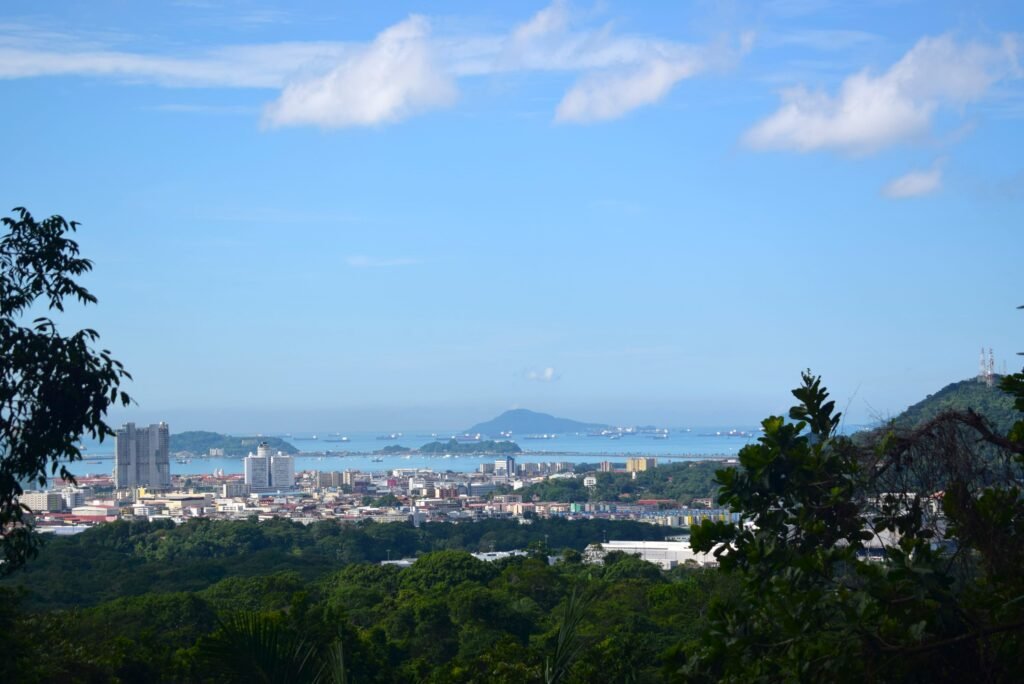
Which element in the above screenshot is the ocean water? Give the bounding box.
[71,428,760,477]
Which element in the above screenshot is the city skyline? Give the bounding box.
[2,1,1022,432]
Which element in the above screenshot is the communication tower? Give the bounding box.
[979,347,996,386]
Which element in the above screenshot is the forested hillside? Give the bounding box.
[891,377,1017,432]
[1,517,670,611]
[0,518,711,682]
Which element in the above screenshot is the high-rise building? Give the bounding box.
[114,422,171,490]
[244,453,269,490]
[21,491,64,513]
[494,455,516,480]
[270,454,295,489]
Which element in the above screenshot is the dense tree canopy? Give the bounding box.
[0,516,731,683]
[686,369,1024,683]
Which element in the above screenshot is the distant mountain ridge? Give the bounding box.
[466,409,611,436]
[890,377,1018,434]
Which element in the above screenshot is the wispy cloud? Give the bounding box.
[882,160,943,198]
[346,255,421,268]
[0,3,750,127]
[523,367,560,382]
[746,34,1021,154]
[0,40,352,88]
[556,56,703,123]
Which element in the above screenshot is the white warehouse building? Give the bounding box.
[584,540,721,569]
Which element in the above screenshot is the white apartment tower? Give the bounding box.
[244,451,270,490]
[114,422,171,489]
[270,454,295,489]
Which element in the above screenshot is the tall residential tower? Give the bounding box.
[113,422,171,489]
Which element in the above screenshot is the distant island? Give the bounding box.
[375,444,413,455]
[169,431,298,457]
[418,439,521,455]
[466,409,611,437]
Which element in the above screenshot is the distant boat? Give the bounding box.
[371,457,384,463]
[376,433,403,440]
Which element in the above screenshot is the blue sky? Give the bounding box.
[2,1,1022,432]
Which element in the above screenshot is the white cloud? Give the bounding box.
[555,57,701,123]
[881,162,943,198]
[346,255,421,268]
[746,34,1020,153]
[524,367,560,382]
[264,16,457,128]
[0,3,750,127]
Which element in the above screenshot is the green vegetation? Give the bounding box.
[685,370,1024,682]
[0,551,735,683]
[0,517,706,682]
[418,438,522,454]
[519,461,722,505]
[0,208,131,572]
[0,517,670,612]
[375,444,412,454]
[170,431,298,456]
[890,376,1018,433]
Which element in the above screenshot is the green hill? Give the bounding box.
[169,431,298,457]
[891,377,1018,433]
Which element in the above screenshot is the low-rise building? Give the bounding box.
[584,539,719,568]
